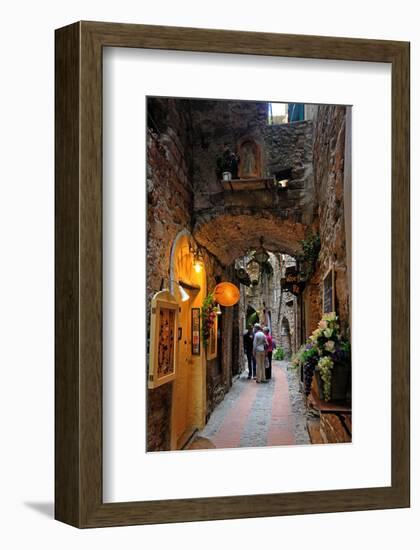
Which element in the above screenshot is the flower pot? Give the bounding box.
[316,362,350,402]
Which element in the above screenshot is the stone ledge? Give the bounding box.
[220,177,275,191]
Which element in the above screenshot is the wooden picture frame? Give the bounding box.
[191,308,201,356]
[147,290,178,389]
[55,21,410,528]
[322,266,335,314]
[206,315,218,360]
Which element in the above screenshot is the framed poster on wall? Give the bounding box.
[147,290,178,389]
[55,21,409,528]
[191,308,201,356]
[206,315,218,360]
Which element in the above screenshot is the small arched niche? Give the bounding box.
[238,137,262,179]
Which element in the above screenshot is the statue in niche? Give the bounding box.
[238,138,261,179]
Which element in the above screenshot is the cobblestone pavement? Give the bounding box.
[199,359,310,448]
[284,360,311,444]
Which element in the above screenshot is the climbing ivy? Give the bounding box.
[298,233,321,280]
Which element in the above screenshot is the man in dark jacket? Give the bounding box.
[243,325,255,379]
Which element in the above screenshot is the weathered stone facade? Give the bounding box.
[276,256,298,356]
[189,100,315,265]
[147,98,195,312]
[204,260,239,419]
[146,103,195,451]
[305,105,350,335]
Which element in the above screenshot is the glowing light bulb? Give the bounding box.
[194,261,202,273]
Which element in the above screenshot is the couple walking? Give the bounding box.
[243,324,274,383]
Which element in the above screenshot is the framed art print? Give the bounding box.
[206,315,217,361]
[55,21,410,528]
[191,308,201,356]
[147,290,178,389]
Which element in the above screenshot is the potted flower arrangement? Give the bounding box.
[292,312,350,401]
[201,293,219,348]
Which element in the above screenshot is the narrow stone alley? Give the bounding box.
[146,97,352,452]
[189,360,310,449]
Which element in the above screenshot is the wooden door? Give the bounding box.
[173,299,192,448]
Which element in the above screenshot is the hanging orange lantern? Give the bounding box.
[213,282,240,307]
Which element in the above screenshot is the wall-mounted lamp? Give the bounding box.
[178,284,190,302]
[169,279,190,302]
[190,244,204,274]
[193,256,203,274]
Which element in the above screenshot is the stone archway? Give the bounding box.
[193,210,306,267]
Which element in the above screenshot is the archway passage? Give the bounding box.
[193,211,306,267]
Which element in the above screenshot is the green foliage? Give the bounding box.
[273,347,284,360]
[302,345,319,363]
[247,311,259,326]
[291,344,317,369]
[201,293,218,348]
[317,356,334,401]
[298,233,321,279]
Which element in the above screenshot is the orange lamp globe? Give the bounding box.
[213,282,240,307]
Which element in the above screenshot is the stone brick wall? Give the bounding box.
[303,274,322,336]
[189,100,315,268]
[188,99,268,207]
[307,105,350,333]
[146,99,195,451]
[189,100,314,217]
[147,99,195,311]
[274,255,298,357]
[263,121,315,226]
[146,382,172,451]
[204,259,238,419]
